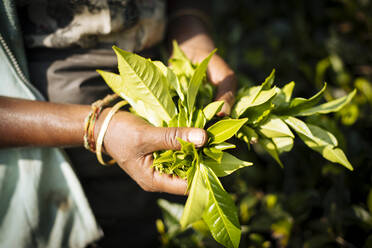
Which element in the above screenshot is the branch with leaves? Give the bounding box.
[97,41,355,248]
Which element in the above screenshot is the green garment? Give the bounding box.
[0,1,102,247]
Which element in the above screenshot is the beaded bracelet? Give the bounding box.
[95,100,128,166]
[83,94,118,152]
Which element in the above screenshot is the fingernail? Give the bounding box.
[188,129,206,146]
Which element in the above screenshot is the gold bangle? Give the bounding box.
[95,100,128,166]
[83,93,118,152]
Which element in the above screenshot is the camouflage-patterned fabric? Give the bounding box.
[18,0,166,51]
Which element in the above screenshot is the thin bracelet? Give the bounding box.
[96,100,128,166]
[83,93,118,152]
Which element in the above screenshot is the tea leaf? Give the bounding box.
[154,60,185,102]
[194,109,207,128]
[232,86,277,118]
[171,40,190,62]
[290,83,326,108]
[213,142,236,150]
[296,89,357,116]
[203,147,224,163]
[201,164,241,248]
[98,70,160,125]
[262,69,275,90]
[257,115,294,138]
[259,138,284,167]
[272,81,295,109]
[272,137,294,154]
[284,117,353,170]
[187,50,216,116]
[180,163,209,228]
[244,100,274,126]
[111,46,177,126]
[204,152,253,177]
[208,118,248,144]
[203,100,225,121]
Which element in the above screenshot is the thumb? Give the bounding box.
[148,127,208,152]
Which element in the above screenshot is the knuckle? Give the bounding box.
[163,127,180,149]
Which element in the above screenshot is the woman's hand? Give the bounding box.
[167,1,237,116]
[98,110,208,195]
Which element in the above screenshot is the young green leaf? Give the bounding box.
[322,146,353,171]
[213,142,236,150]
[257,115,294,138]
[272,81,295,109]
[98,70,161,125]
[203,147,224,163]
[180,163,209,228]
[272,137,294,154]
[244,100,274,126]
[283,117,337,146]
[207,118,248,144]
[288,83,327,110]
[171,40,190,62]
[177,106,188,127]
[187,49,216,117]
[111,46,177,126]
[194,109,207,128]
[204,152,253,177]
[201,164,241,248]
[261,69,275,90]
[203,100,225,121]
[295,89,357,116]
[283,117,353,170]
[298,134,353,171]
[154,60,185,102]
[258,138,284,167]
[232,86,277,118]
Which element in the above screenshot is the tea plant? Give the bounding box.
[232,70,356,170]
[97,41,355,248]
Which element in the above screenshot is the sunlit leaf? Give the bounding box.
[201,164,241,248]
[203,100,224,121]
[284,117,353,170]
[296,89,356,116]
[259,138,283,167]
[180,163,209,228]
[109,46,177,126]
[257,115,294,138]
[208,118,248,144]
[204,152,253,177]
[187,50,216,116]
[203,147,224,163]
[213,142,236,150]
[232,86,277,118]
[272,137,294,154]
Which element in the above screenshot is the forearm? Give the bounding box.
[167,0,215,62]
[0,96,90,148]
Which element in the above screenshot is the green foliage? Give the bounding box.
[100,37,359,247]
[233,70,355,171]
[99,43,250,248]
[156,0,371,247]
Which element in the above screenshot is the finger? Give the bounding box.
[206,55,237,117]
[216,83,235,117]
[147,127,208,152]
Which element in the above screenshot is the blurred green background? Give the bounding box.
[157,0,372,247]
